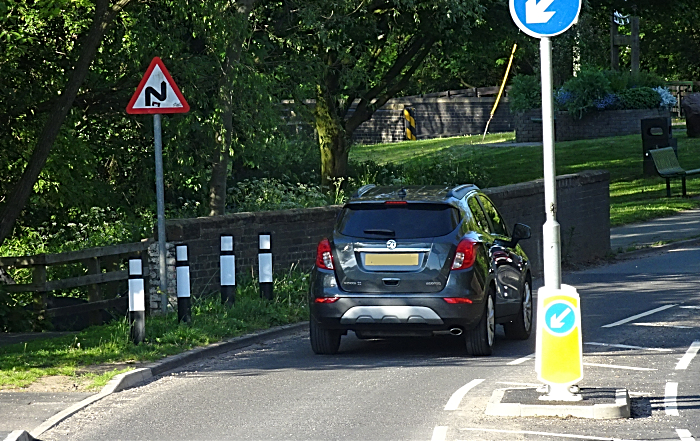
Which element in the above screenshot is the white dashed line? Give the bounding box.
[431,426,448,441]
[676,341,700,370]
[584,342,672,352]
[444,379,484,411]
[601,304,677,328]
[680,306,700,310]
[583,362,656,371]
[458,427,639,440]
[677,429,695,441]
[632,323,692,329]
[666,382,679,416]
[507,353,535,365]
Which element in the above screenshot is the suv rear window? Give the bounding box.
[337,203,460,239]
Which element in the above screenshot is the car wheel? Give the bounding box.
[504,279,533,340]
[466,289,495,356]
[310,319,341,355]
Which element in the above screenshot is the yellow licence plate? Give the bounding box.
[365,253,419,266]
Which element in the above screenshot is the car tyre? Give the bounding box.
[504,279,533,340]
[466,289,495,356]
[310,319,341,355]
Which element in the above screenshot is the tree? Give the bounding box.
[0,0,134,248]
[265,0,486,187]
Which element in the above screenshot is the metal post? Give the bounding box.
[176,245,191,323]
[128,258,146,344]
[220,235,236,306]
[258,233,273,300]
[154,114,168,314]
[540,37,561,290]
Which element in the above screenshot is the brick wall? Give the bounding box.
[345,97,514,144]
[515,108,672,142]
[149,171,609,312]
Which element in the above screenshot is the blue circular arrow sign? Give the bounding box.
[543,300,577,336]
[510,0,582,38]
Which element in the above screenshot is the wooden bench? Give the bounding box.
[648,147,700,197]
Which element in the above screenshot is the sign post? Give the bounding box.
[510,0,582,400]
[127,57,190,314]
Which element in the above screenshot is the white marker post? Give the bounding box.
[176,245,191,323]
[128,258,146,344]
[127,57,190,314]
[258,233,273,300]
[510,0,582,400]
[220,235,236,305]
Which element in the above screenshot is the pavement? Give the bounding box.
[3,208,700,441]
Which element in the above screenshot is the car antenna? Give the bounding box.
[398,187,407,200]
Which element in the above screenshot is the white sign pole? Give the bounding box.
[539,37,561,290]
[154,114,168,313]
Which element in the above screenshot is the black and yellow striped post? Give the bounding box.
[403,107,417,140]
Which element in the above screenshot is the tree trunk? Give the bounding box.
[207,0,257,216]
[315,85,349,188]
[0,0,132,247]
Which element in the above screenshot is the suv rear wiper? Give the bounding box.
[363,229,396,237]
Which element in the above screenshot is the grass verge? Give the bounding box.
[350,130,700,226]
[0,269,309,390]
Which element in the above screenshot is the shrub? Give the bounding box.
[509,75,541,112]
[654,86,677,108]
[617,87,662,110]
[226,178,330,212]
[557,69,612,118]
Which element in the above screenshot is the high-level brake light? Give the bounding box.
[451,238,478,270]
[384,201,408,205]
[316,238,334,270]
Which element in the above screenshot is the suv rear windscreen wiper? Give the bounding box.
[363,229,395,237]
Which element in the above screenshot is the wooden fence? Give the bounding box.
[0,240,152,330]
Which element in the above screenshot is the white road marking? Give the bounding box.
[601,304,677,328]
[666,382,679,416]
[584,342,672,352]
[444,379,484,410]
[431,426,448,441]
[458,428,639,440]
[496,381,542,387]
[677,429,695,441]
[507,353,535,365]
[680,306,700,310]
[676,341,700,370]
[583,362,656,371]
[632,322,692,329]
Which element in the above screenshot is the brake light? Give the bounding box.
[384,201,408,205]
[443,298,473,304]
[314,297,340,303]
[316,238,334,270]
[451,239,478,270]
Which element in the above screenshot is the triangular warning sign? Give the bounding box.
[126,57,190,114]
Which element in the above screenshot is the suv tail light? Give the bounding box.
[451,239,478,270]
[316,238,334,270]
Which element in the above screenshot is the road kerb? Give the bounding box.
[485,387,630,419]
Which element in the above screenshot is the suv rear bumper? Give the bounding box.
[309,269,485,333]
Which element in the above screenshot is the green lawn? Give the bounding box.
[349,130,700,226]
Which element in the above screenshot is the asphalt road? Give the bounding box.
[41,244,700,441]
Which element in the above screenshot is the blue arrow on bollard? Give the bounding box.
[510,0,582,38]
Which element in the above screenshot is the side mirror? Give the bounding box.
[511,223,531,243]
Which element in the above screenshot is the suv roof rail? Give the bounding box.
[353,184,376,198]
[447,184,479,200]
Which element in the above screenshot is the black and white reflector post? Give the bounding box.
[258,233,273,300]
[176,245,191,323]
[220,235,236,306]
[128,258,146,344]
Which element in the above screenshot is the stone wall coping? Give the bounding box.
[483,170,610,199]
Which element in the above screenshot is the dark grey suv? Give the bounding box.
[309,184,532,356]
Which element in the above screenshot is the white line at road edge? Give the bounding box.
[583,362,656,371]
[602,304,677,328]
[507,353,535,365]
[584,342,672,352]
[666,382,679,416]
[431,426,448,441]
[677,429,695,441]
[444,379,484,410]
[458,428,640,440]
[676,341,700,370]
